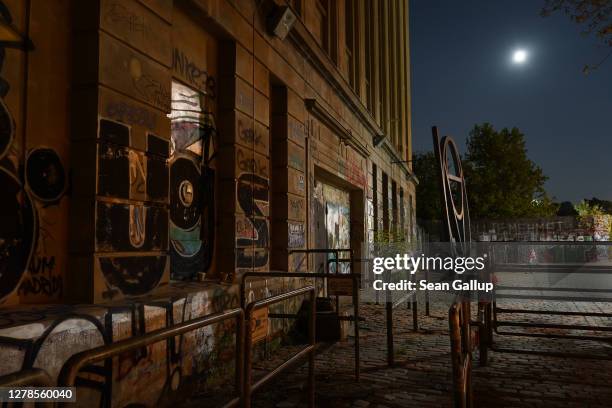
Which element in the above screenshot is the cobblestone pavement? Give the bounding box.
[188,295,612,408]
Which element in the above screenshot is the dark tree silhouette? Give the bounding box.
[413,151,441,221]
[541,0,612,72]
[585,197,612,214]
[463,123,557,219]
[557,201,579,216]
[412,123,557,223]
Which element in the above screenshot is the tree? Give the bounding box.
[412,123,557,222]
[585,197,612,214]
[541,0,612,73]
[412,151,442,221]
[463,123,557,219]
[575,199,605,216]
[557,201,579,216]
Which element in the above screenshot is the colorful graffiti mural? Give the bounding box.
[236,172,270,271]
[313,180,351,274]
[0,283,243,407]
[0,0,70,304]
[169,81,215,279]
[96,118,169,299]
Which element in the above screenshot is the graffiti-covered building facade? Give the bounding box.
[0,0,414,404]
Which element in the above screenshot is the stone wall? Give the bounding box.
[0,0,416,405]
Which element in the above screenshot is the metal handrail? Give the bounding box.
[289,248,345,276]
[293,248,360,381]
[489,259,612,349]
[324,256,420,367]
[58,308,245,408]
[244,286,316,408]
[240,271,361,381]
[0,368,53,387]
[289,248,354,275]
[0,368,55,408]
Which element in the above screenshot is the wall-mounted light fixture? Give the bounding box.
[267,5,297,40]
[372,134,386,147]
[0,12,33,50]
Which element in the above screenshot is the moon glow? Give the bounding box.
[512,49,528,64]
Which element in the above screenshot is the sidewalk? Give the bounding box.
[189,298,612,407]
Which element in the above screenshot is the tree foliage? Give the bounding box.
[585,197,612,214]
[575,198,608,216]
[541,0,612,72]
[463,123,557,219]
[542,0,612,45]
[557,201,579,216]
[413,123,558,222]
[413,151,442,221]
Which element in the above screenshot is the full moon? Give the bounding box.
[512,49,528,64]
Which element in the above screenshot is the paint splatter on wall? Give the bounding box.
[168,81,215,279]
[0,0,70,305]
[313,180,350,274]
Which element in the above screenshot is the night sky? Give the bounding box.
[409,0,611,203]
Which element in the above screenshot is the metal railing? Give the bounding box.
[240,270,361,381]
[324,255,420,368]
[0,368,55,408]
[289,247,354,276]
[58,308,245,408]
[0,368,53,387]
[375,264,420,366]
[289,248,361,381]
[488,242,612,358]
[243,286,316,408]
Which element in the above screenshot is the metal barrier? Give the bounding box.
[58,308,244,408]
[0,368,53,387]
[289,248,361,381]
[488,242,612,358]
[385,286,418,366]
[449,297,473,408]
[0,368,54,408]
[240,271,361,381]
[325,255,419,367]
[244,286,316,408]
[289,248,354,275]
[376,264,420,366]
[449,294,489,408]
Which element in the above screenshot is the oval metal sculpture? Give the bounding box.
[432,126,471,247]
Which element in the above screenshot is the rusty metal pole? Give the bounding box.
[235,313,245,404]
[335,253,340,313]
[412,298,418,331]
[386,300,394,366]
[425,268,430,316]
[243,311,253,408]
[449,303,465,408]
[0,368,52,387]
[308,288,316,408]
[352,273,360,382]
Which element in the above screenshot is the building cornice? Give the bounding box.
[288,19,384,142]
[305,98,369,158]
[289,18,417,184]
